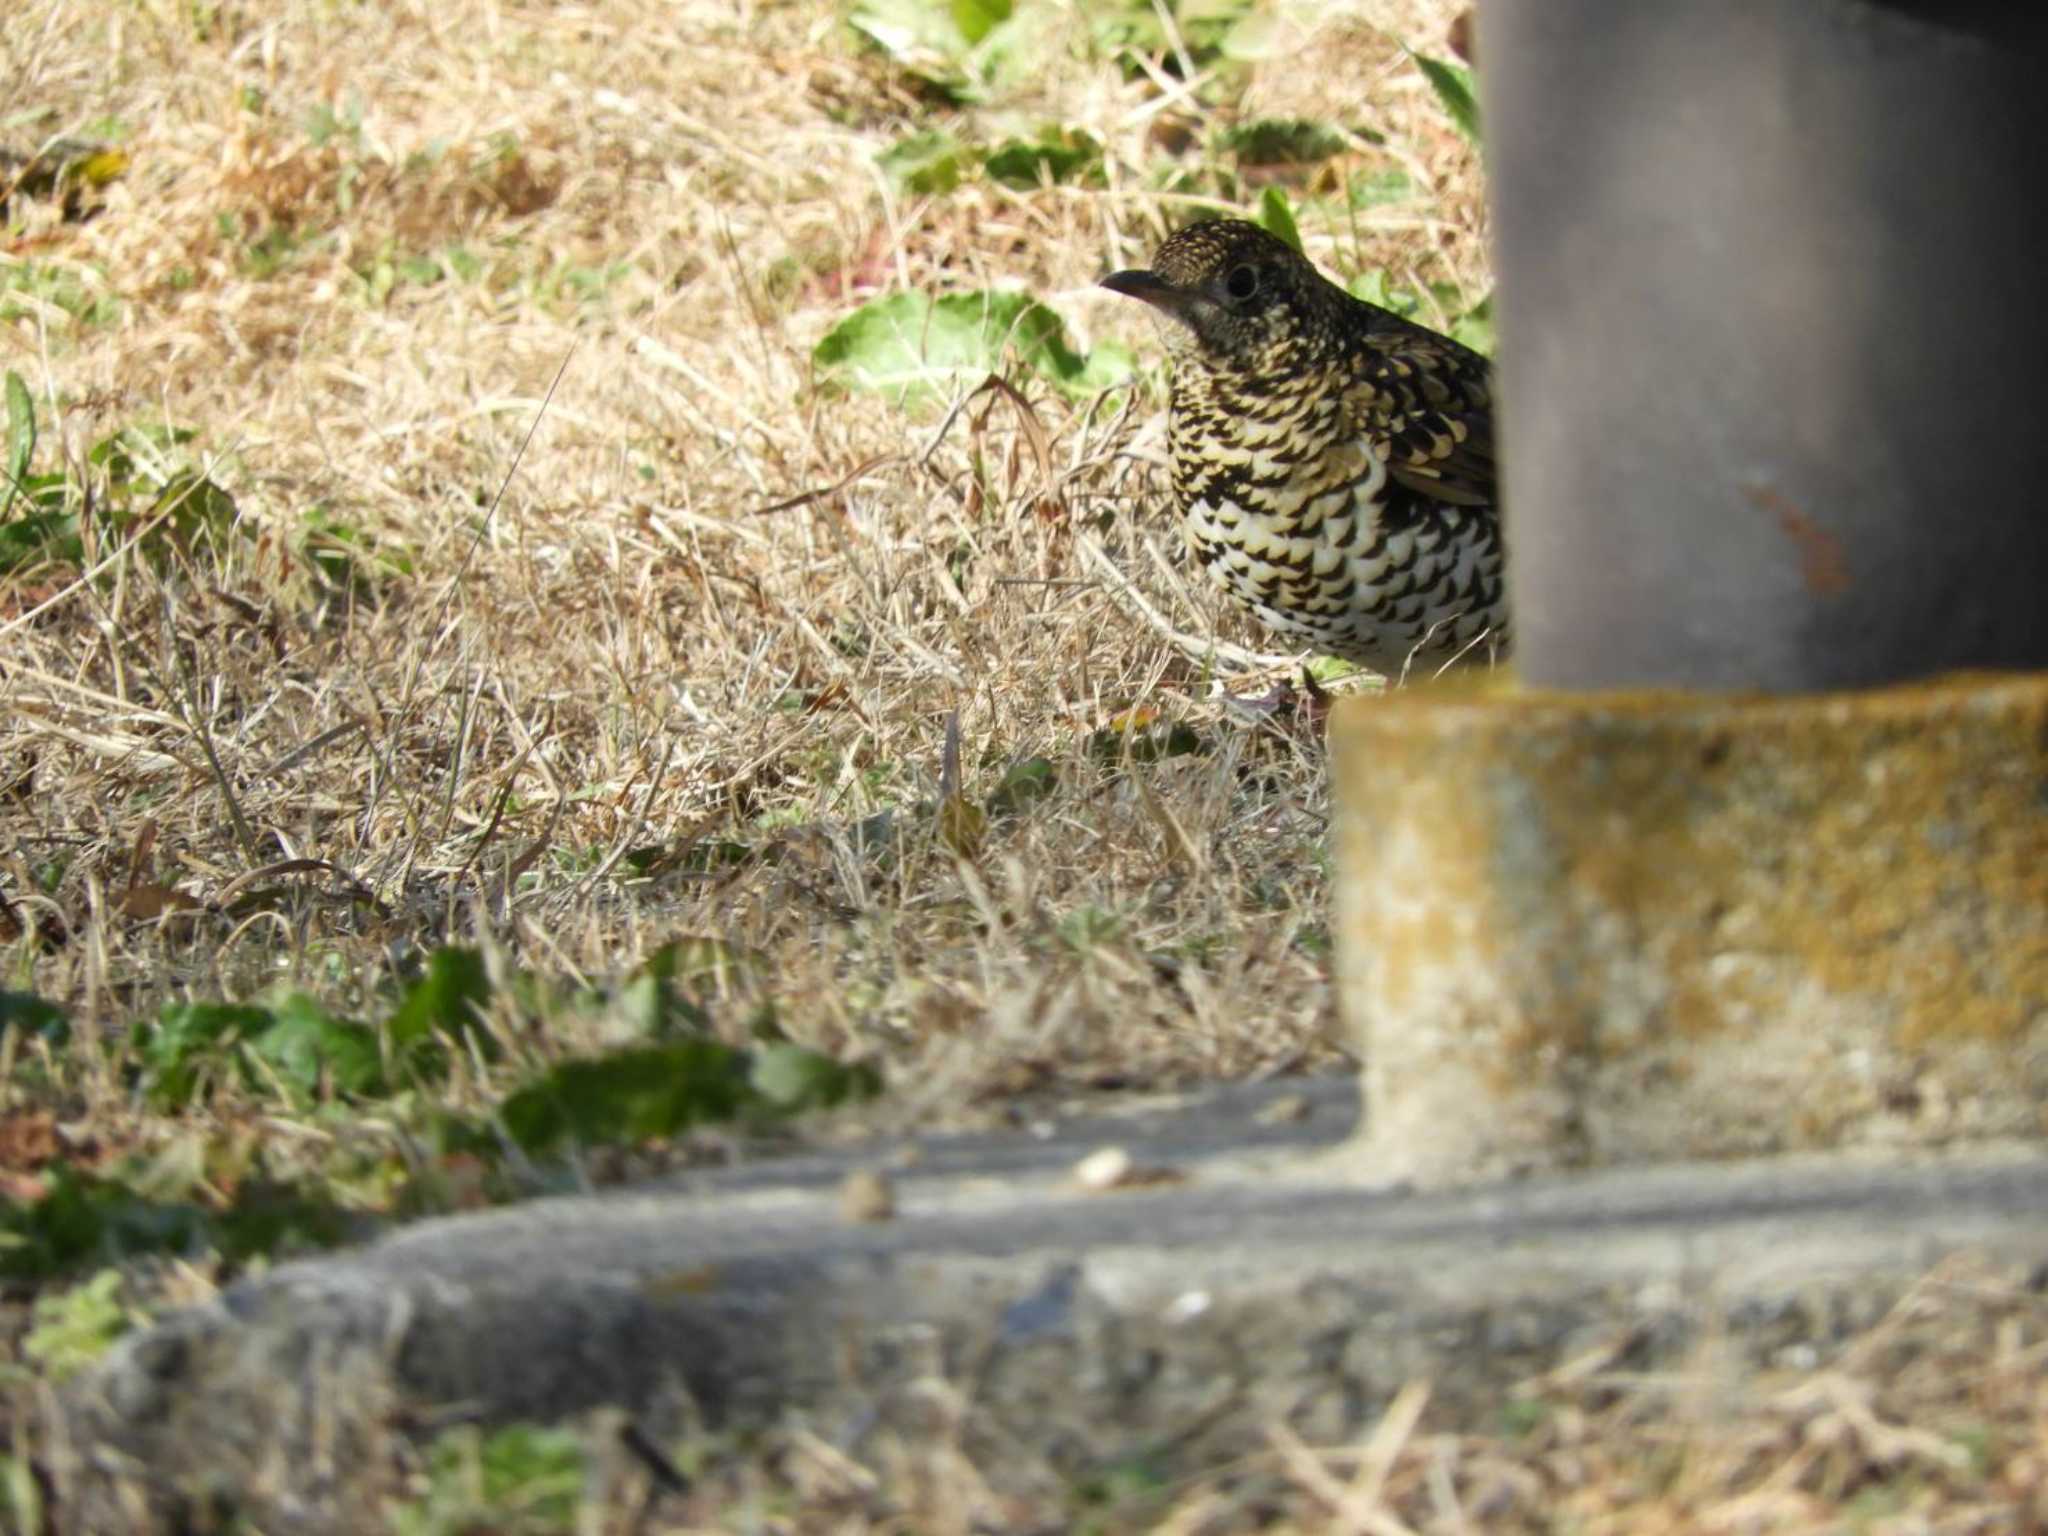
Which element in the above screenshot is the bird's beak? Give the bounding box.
[1099,269,1197,316]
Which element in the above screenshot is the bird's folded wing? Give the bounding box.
[1346,337,1496,508]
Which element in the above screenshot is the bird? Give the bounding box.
[1100,220,1507,675]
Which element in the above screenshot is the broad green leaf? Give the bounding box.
[749,1042,883,1111]
[300,505,413,591]
[1349,268,1424,320]
[0,494,79,574]
[249,993,387,1099]
[847,0,978,97]
[814,290,1131,405]
[1057,904,1124,952]
[0,990,69,1047]
[1218,9,1284,60]
[638,936,756,1011]
[1451,292,1496,356]
[0,1171,195,1279]
[1087,708,1207,765]
[147,471,240,552]
[0,1166,355,1282]
[984,128,1100,187]
[144,1002,276,1106]
[1061,335,1135,396]
[878,130,965,195]
[1222,118,1345,166]
[1091,0,1255,72]
[1255,187,1302,252]
[392,1425,585,1536]
[386,946,496,1067]
[1306,654,1372,684]
[23,1271,135,1382]
[849,0,962,57]
[206,1179,356,1265]
[1413,52,1482,145]
[950,0,1012,45]
[1346,165,1413,208]
[495,1041,755,1153]
[986,756,1057,817]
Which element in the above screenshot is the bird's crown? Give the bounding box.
[1102,219,1343,367]
[1149,219,1309,292]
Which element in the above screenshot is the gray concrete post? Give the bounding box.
[1482,0,2048,692]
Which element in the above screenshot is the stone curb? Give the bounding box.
[58,1073,2048,1529]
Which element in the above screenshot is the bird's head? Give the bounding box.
[1099,220,1337,368]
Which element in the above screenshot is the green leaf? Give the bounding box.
[1218,9,1283,60]
[143,1001,276,1107]
[0,1169,197,1279]
[1413,52,1482,145]
[1254,186,1302,252]
[145,470,240,553]
[143,994,388,1107]
[3,372,33,514]
[1221,118,1346,166]
[0,1165,355,1284]
[986,756,1057,817]
[495,1041,755,1154]
[392,1425,586,1536]
[1306,654,1371,684]
[0,488,80,575]
[983,127,1100,187]
[300,505,413,592]
[386,946,497,1071]
[22,1270,135,1382]
[206,1179,356,1265]
[1087,709,1207,765]
[1450,292,1496,357]
[814,290,1131,405]
[680,838,754,875]
[1057,904,1124,952]
[616,938,739,1038]
[649,935,761,996]
[1346,165,1413,208]
[878,129,965,196]
[749,1043,883,1112]
[248,993,387,1099]
[1089,0,1257,73]
[847,0,981,98]
[0,990,69,1048]
[849,0,960,57]
[1349,268,1423,320]
[949,0,1012,45]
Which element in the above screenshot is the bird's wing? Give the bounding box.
[1344,326,1497,508]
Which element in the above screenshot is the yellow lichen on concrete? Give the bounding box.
[1330,672,2048,1186]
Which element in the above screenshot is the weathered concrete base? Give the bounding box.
[52,1077,2048,1532]
[1331,671,2048,1186]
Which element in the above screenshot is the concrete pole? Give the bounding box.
[1482,1,2048,692]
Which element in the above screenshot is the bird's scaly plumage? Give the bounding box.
[1101,220,1508,673]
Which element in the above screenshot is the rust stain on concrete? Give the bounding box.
[1745,482,1851,596]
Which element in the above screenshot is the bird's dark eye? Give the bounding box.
[1223,263,1260,302]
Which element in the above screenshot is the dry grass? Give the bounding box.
[2,0,1486,1126]
[6,1,2042,1530]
